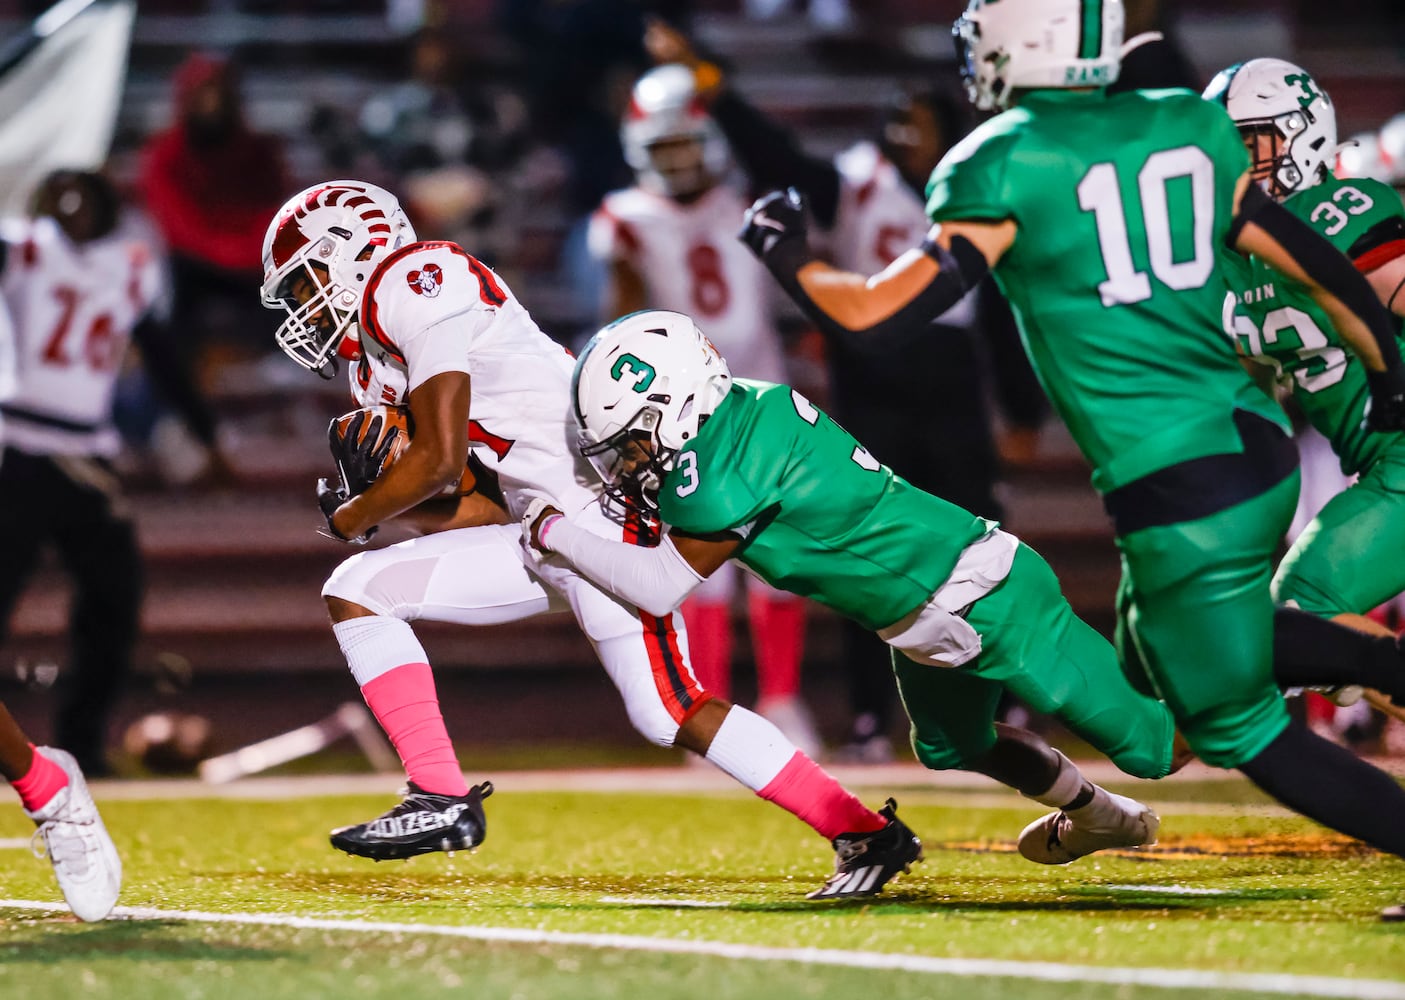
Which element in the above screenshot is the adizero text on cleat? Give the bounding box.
[331,780,492,861]
[807,798,924,900]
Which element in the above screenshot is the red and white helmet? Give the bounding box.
[260,180,416,375]
[621,64,728,199]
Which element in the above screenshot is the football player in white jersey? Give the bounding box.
[0,170,224,775]
[260,180,921,898]
[588,65,817,756]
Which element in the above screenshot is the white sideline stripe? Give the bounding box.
[0,837,31,849]
[3,899,1403,999]
[597,896,730,908]
[1104,885,1234,897]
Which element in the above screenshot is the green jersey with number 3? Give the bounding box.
[1223,174,1405,475]
[657,380,993,632]
[926,88,1284,493]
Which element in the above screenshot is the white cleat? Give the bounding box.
[1017,789,1160,865]
[24,747,122,921]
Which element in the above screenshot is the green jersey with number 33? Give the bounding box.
[926,88,1285,493]
[1223,174,1405,476]
[657,380,993,632]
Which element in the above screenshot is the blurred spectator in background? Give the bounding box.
[646,21,1049,761]
[351,29,515,248]
[139,52,290,377]
[0,169,227,776]
[588,64,820,757]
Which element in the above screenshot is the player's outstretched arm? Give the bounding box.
[1231,177,1405,430]
[522,500,733,617]
[740,188,1009,345]
[328,371,473,540]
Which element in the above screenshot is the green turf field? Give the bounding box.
[2,769,1402,999]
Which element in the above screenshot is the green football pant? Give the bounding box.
[1273,449,1405,617]
[1115,472,1299,769]
[894,542,1175,781]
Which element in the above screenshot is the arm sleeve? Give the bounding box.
[401,308,486,392]
[541,516,704,617]
[709,89,843,228]
[131,314,218,447]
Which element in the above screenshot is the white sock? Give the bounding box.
[333,616,429,686]
[703,706,797,791]
[1026,749,1089,810]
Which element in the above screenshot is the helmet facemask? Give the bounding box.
[1239,111,1322,199]
[578,410,675,516]
[261,181,416,379]
[262,239,364,378]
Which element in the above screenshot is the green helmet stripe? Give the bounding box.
[1079,0,1104,60]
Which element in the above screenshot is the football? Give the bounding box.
[329,403,484,496]
[328,404,413,495]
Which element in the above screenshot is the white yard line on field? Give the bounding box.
[0,838,31,849]
[1,899,1402,999]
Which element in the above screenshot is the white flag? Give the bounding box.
[0,0,136,216]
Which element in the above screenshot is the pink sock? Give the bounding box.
[361,663,468,796]
[758,750,886,840]
[681,599,733,702]
[748,593,805,702]
[12,745,69,813]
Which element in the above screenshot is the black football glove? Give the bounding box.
[329,408,405,497]
[1364,366,1405,432]
[316,477,375,544]
[739,187,812,276]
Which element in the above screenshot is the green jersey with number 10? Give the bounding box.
[1223,173,1405,476]
[657,380,993,632]
[926,88,1284,494]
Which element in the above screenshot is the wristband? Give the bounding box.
[537,513,564,550]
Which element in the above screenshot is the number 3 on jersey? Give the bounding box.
[1078,146,1216,307]
[790,389,880,471]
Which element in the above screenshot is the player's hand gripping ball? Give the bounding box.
[328,405,412,496]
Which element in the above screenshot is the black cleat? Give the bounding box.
[330,780,493,861]
[1383,903,1405,922]
[807,798,924,900]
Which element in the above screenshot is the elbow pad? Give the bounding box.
[796,234,989,347]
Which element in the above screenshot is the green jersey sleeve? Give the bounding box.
[924,112,1029,224]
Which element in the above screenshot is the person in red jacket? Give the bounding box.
[139,52,290,369]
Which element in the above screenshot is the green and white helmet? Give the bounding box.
[1204,59,1337,199]
[953,0,1124,112]
[572,310,731,513]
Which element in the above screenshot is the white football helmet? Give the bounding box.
[572,310,732,513]
[953,0,1124,112]
[261,180,416,376]
[621,64,728,199]
[1336,131,1392,182]
[1379,112,1405,186]
[1204,59,1336,199]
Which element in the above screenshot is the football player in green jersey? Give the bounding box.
[1208,59,1405,707]
[735,0,1405,911]
[527,310,1186,889]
